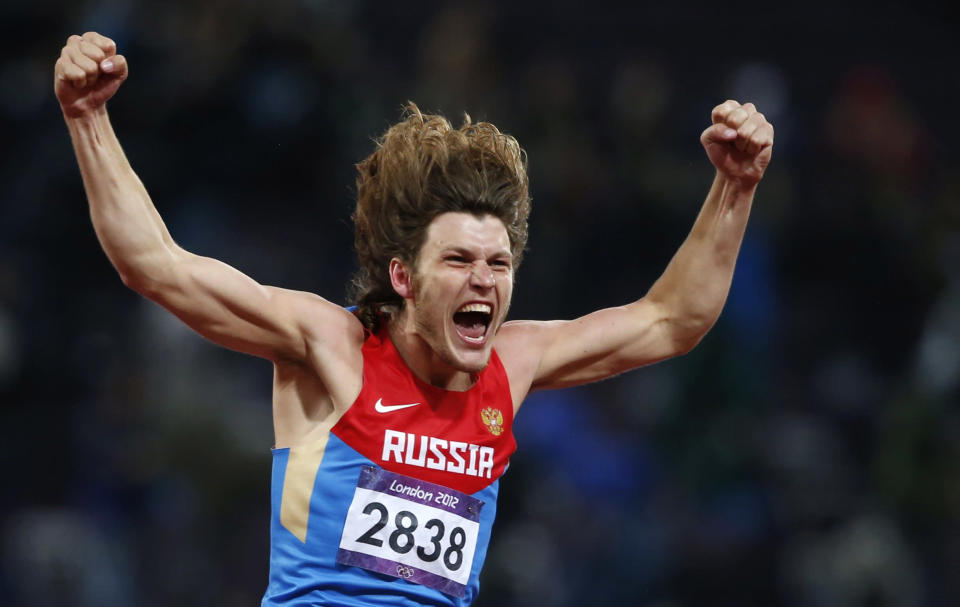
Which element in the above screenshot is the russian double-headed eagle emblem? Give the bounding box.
[480,407,504,436]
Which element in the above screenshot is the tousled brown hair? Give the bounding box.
[350,102,531,331]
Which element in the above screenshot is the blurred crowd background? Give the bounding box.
[1,1,958,606]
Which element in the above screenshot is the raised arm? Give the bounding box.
[55,32,363,366]
[498,100,773,399]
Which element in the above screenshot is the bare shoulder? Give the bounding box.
[492,319,562,411]
[271,288,365,385]
[274,289,366,418]
[495,318,571,359]
[495,318,559,347]
[280,288,366,349]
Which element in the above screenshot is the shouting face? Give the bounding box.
[391,212,514,383]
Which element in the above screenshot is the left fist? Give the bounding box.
[701,100,774,186]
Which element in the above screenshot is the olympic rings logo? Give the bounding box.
[396,564,415,579]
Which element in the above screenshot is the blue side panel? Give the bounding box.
[263,434,500,607]
[468,478,499,605]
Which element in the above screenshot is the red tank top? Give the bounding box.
[331,327,517,495]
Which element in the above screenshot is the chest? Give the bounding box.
[332,361,516,495]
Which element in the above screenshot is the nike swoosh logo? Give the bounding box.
[374,398,421,414]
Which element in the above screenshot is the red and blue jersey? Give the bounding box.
[262,326,517,606]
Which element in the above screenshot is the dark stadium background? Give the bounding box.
[2,1,958,605]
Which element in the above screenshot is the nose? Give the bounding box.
[470,262,495,289]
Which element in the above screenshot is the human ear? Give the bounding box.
[389,258,413,299]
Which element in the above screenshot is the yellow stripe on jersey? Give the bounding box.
[280,427,334,542]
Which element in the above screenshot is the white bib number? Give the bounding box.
[337,467,484,598]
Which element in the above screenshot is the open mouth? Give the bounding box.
[453,303,492,344]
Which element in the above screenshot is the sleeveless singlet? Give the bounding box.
[262,326,517,606]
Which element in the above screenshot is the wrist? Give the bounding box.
[714,171,759,196]
[62,103,109,123]
[63,105,113,145]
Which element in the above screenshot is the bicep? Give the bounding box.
[133,247,342,362]
[519,299,687,391]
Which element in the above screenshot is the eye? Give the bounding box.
[445,255,469,265]
[491,259,512,270]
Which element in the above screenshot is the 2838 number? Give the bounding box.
[355,501,467,571]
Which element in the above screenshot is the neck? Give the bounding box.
[387,312,476,391]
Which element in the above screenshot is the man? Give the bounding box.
[55,31,773,606]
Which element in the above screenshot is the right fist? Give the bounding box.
[54,32,128,119]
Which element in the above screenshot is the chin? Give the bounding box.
[447,346,492,375]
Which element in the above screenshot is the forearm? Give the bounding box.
[643,172,756,346]
[66,106,179,288]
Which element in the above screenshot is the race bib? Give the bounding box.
[337,466,484,598]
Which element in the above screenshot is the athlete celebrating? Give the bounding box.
[56,32,774,606]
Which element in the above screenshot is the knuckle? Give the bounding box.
[73,53,96,72]
[84,42,106,60]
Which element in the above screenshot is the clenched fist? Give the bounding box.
[54,32,128,119]
[701,100,774,186]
